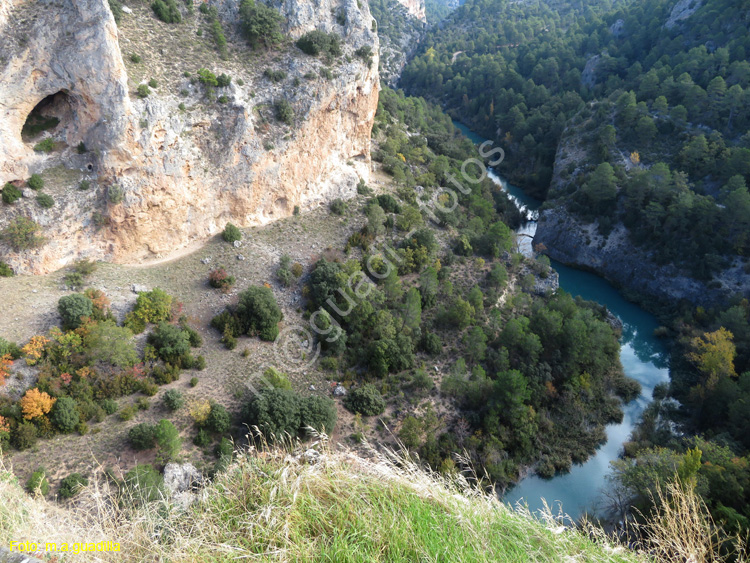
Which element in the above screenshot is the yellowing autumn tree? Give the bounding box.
[20,388,56,420]
[630,151,641,164]
[688,327,737,391]
[0,354,11,386]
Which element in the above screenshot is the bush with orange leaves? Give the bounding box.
[0,354,11,386]
[0,415,9,449]
[21,335,50,366]
[20,388,56,420]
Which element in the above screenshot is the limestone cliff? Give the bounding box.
[395,0,426,21]
[0,0,379,274]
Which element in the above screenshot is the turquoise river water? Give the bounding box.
[453,121,671,520]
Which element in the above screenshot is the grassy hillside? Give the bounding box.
[0,442,645,562]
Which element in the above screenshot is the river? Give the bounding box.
[454,121,671,520]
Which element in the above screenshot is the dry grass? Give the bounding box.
[1,438,648,563]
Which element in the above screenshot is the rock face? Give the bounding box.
[534,206,750,306]
[374,0,425,86]
[394,0,426,22]
[665,0,703,28]
[0,0,379,274]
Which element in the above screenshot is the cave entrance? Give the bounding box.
[21,91,74,142]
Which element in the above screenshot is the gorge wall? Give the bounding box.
[0,0,379,274]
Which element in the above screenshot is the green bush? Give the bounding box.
[163,389,184,411]
[137,84,151,98]
[33,138,55,152]
[108,185,124,203]
[148,78,158,88]
[344,384,386,416]
[0,261,13,277]
[109,0,123,23]
[101,399,118,415]
[140,378,159,396]
[50,396,80,433]
[261,366,291,390]
[153,419,181,459]
[59,473,88,499]
[77,142,87,154]
[243,388,301,438]
[137,397,150,410]
[274,98,294,125]
[2,217,45,250]
[129,53,142,63]
[79,180,91,190]
[330,198,347,215]
[421,332,442,355]
[354,45,374,68]
[206,403,231,434]
[190,376,199,387]
[194,356,206,370]
[26,468,49,495]
[27,174,44,190]
[125,288,173,333]
[296,30,342,57]
[119,404,138,421]
[2,183,21,204]
[58,293,94,329]
[236,286,283,341]
[13,421,37,450]
[217,73,231,87]
[129,423,156,450]
[125,464,164,503]
[148,322,191,365]
[264,69,287,82]
[193,428,211,447]
[151,0,181,23]
[239,0,283,49]
[222,223,242,243]
[36,193,54,209]
[300,395,337,435]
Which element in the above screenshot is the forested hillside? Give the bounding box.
[400,0,750,278]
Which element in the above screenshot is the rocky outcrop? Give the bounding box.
[395,0,426,22]
[665,0,703,29]
[371,0,425,86]
[0,0,379,274]
[534,206,750,306]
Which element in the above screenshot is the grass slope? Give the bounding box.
[0,443,642,562]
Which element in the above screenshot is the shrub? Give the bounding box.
[190,376,199,387]
[119,404,138,421]
[137,84,150,98]
[27,174,44,190]
[261,366,291,390]
[243,388,300,438]
[239,0,283,49]
[148,322,191,365]
[264,68,287,82]
[13,421,37,450]
[125,288,173,333]
[209,267,235,291]
[101,399,118,415]
[137,397,150,410]
[148,78,158,88]
[291,262,303,277]
[236,286,283,341]
[354,45,374,68]
[59,473,88,499]
[0,261,13,277]
[108,184,124,204]
[151,0,181,23]
[274,98,294,125]
[2,183,22,204]
[140,378,159,397]
[194,356,206,370]
[217,73,231,87]
[33,138,55,152]
[222,223,242,243]
[50,396,80,433]
[129,423,156,450]
[330,198,346,215]
[344,384,385,416]
[153,419,181,459]
[58,294,93,330]
[79,180,91,190]
[197,68,218,87]
[296,30,342,57]
[125,464,164,503]
[109,0,123,23]
[193,428,211,447]
[36,193,54,209]
[300,395,337,435]
[206,403,231,434]
[26,468,49,495]
[130,53,142,63]
[163,389,184,411]
[421,332,442,355]
[2,217,45,250]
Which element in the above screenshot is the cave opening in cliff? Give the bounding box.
[21,91,74,143]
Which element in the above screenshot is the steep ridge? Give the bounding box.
[0,0,379,274]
